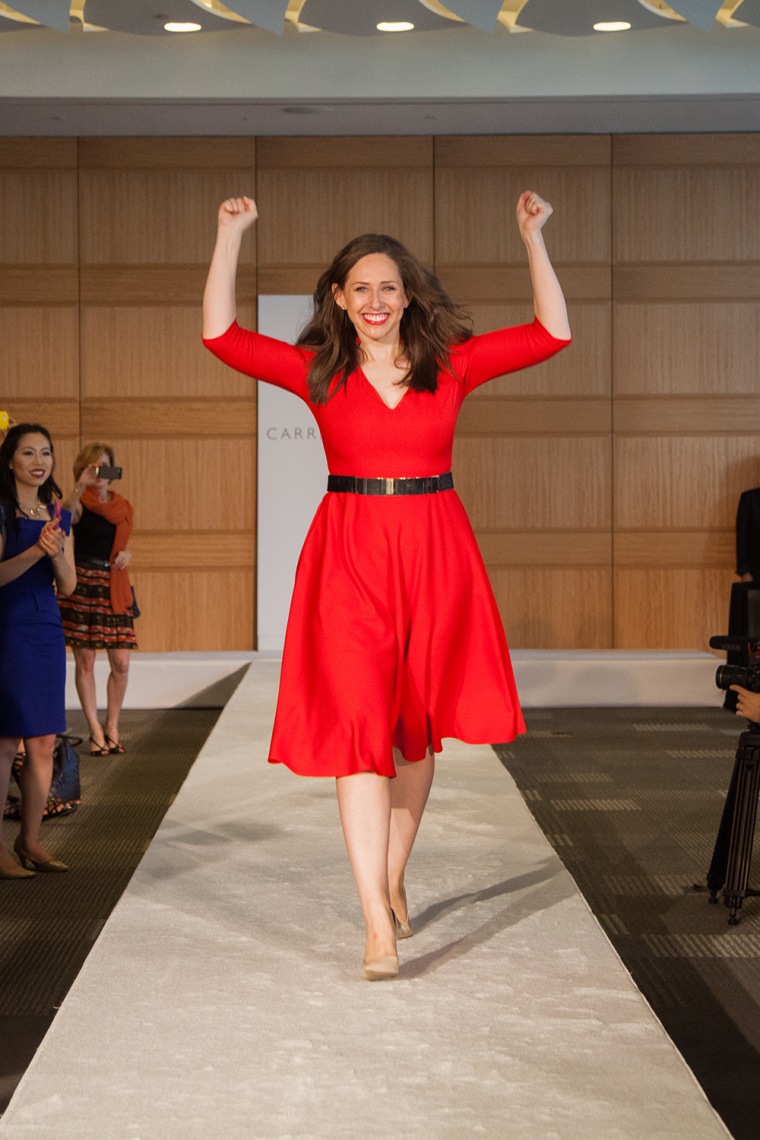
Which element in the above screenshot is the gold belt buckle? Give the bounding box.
[385,477,395,495]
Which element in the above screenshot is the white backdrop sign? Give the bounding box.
[257,296,328,651]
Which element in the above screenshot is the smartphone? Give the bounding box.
[97,464,123,481]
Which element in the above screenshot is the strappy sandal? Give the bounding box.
[89,735,110,756]
[43,796,79,819]
[104,734,125,755]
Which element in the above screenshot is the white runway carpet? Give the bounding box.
[1,661,728,1139]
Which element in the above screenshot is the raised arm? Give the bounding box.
[202,196,258,340]
[62,462,99,524]
[516,191,571,341]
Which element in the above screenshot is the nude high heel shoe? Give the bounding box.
[391,884,413,938]
[362,954,399,981]
[392,910,413,939]
[0,859,35,880]
[13,837,68,873]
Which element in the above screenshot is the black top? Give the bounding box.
[74,506,115,563]
[736,488,760,579]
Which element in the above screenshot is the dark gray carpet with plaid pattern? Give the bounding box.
[0,706,219,1115]
[496,705,760,1140]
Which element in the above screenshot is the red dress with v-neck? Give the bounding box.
[204,318,570,777]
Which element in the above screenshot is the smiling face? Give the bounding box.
[9,432,54,495]
[333,252,409,347]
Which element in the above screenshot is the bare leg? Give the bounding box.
[104,648,130,746]
[335,772,397,970]
[73,647,106,748]
[0,736,22,872]
[388,747,435,928]
[16,734,56,863]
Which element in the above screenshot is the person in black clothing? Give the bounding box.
[60,443,136,756]
[736,488,760,584]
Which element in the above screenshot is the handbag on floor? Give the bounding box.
[49,734,82,814]
[7,735,82,820]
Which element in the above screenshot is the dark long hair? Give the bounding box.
[297,234,473,405]
[0,423,62,514]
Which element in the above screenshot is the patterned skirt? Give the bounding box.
[59,561,137,651]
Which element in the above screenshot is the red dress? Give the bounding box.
[204,319,570,777]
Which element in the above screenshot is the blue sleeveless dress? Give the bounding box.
[0,510,72,738]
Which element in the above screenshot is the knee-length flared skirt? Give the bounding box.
[268,489,525,778]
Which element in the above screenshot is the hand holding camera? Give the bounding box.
[711,635,760,721]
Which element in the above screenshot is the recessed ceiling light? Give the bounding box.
[593,21,632,32]
[164,22,202,33]
[376,21,415,32]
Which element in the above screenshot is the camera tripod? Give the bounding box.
[705,720,760,925]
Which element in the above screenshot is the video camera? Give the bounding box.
[710,635,760,712]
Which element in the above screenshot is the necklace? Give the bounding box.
[18,501,47,520]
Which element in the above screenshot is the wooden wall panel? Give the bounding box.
[0,308,79,399]
[5,132,758,657]
[454,436,610,531]
[491,568,613,649]
[615,436,759,530]
[615,183,760,267]
[79,304,256,399]
[77,138,257,651]
[615,302,760,396]
[128,570,255,652]
[0,138,79,464]
[438,136,612,648]
[256,137,434,292]
[612,134,759,649]
[614,569,730,650]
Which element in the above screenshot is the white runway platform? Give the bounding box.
[67,648,723,712]
[4,659,728,1139]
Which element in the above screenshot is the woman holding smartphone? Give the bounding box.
[60,443,136,756]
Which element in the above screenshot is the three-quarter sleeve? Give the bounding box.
[203,321,312,401]
[455,318,571,394]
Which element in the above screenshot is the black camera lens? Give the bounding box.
[716,665,750,691]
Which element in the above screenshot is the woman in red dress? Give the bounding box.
[203,192,570,980]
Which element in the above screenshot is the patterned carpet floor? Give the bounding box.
[2,702,754,1136]
[0,706,220,1114]
[496,705,760,1140]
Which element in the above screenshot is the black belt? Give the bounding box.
[76,556,110,569]
[327,473,454,496]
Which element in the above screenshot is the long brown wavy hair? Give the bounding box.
[297,234,473,405]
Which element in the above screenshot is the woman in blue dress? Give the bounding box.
[0,423,76,878]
